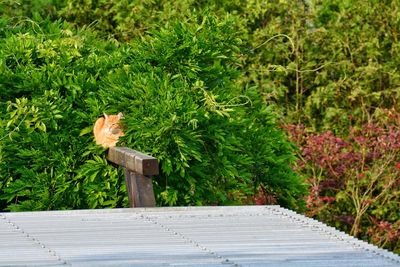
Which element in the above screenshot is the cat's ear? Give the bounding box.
[117,112,124,119]
[103,113,108,119]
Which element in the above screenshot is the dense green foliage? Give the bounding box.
[98,18,304,207]
[1,0,399,253]
[243,0,400,131]
[0,15,305,211]
[0,18,127,210]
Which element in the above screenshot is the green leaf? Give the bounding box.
[79,127,92,136]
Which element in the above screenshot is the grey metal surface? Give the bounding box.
[0,206,399,267]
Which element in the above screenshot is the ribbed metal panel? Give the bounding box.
[0,206,399,266]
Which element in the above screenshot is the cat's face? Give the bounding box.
[103,112,124,134]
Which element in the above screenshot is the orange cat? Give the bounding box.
[93,112,125,148]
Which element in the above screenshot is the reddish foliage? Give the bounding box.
[253,186,277,205]
[283,109,400,252]
[395,162,400,170]
[285,120,400,188]
[368,217,400,245]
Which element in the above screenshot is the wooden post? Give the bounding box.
[107,147,158,208]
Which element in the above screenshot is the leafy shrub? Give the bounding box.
[0,17,127,211]
[82,15,306,208]
[243,0,400,131]
[59,0,245,40]
[0,0,65,20]
[0,15,305,211]
[285,110,400,253]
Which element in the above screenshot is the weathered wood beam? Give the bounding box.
[124,170,156,208]
[107,147,159,176]
[107,147,158,208]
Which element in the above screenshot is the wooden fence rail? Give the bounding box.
[107,147,158,208]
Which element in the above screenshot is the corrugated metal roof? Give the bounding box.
[0,206,399,266]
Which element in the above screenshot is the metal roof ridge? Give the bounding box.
[0,212,69,266]
[0,205,282,216]
[267,206,400,264]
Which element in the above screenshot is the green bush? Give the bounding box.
[0,0,65,20]
[0,17,127,211]
[97,16,305,207]
[59,0,245,40]
[242,0,400,131]
[0,16,305,211]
